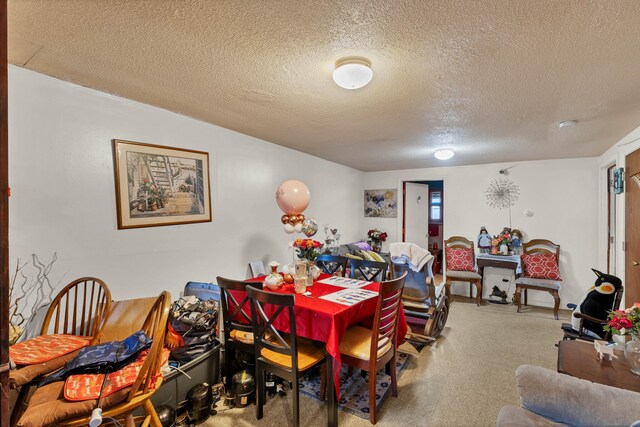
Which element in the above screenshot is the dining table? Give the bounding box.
[246,273,408,426]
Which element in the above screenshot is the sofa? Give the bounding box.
[497,365,640,426]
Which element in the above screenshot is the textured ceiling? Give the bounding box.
[8,0,640,171]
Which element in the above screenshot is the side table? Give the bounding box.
[557,339,640,393]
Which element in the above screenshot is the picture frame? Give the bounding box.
[364,189,397,218]
[112,139,212,229]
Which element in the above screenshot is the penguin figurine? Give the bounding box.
[571,269,622,338]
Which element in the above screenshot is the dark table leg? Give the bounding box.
[327,354,338,427]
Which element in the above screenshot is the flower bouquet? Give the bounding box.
[367,229,388,252]
[604,304,640,337]
[292,238,323,262]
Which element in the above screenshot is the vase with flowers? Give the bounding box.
[367,229,388,253]
[291,238,322,286]
[604,303,640,375]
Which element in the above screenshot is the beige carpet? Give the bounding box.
[207,297,570,426]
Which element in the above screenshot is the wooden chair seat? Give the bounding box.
[260,338,325,371]
[229,329,254,345]
[339,326,392,361]
[445,270,482,280]
[515,276,562,290]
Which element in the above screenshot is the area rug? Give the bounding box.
[299,352,411,419]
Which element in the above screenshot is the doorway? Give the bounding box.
[402,180,444,273]
[607,165,617,274]
[625,148,640,306]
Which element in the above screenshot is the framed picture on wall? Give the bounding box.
[364,189,397,218]
[112,139,212,229]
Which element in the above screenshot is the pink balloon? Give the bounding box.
[275,180,310,215]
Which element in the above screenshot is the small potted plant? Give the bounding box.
[367,229,388,253]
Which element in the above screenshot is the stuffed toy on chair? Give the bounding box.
[570,268,622,338]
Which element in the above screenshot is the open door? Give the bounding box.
[403,182,430,247]
[626,148,640,306]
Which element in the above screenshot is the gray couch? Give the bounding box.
[497,365,640,427]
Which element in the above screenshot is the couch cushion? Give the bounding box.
[445,247,474,271]
[10,350,82,388]
[522,253,561,280]
[515,277,561,290]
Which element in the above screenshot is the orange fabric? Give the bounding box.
[10,334,91,365]
[63,348,170,401]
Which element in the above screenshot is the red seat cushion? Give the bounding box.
[445,247,475,272]
[10,334,91,365]
[522,253,562,280]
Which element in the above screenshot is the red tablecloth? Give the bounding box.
[244,274,408,398]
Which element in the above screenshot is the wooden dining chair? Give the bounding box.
[216,276,263,388]
[338,272,406,424]
[17,291,171,427]
[10,277,112,426]
[515,239,562,319]
[348,258,389,282]
[444,236,482,306]
[315,254,348,276]
[246,285,326,427]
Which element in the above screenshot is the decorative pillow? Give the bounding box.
[359,250,376,261]
[344,253,363,260]
[522,253,562,280]
[445,247,474,272]
[350,240,373,252]
[10,334,91,365]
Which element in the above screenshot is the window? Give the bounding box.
[430,191,442,222]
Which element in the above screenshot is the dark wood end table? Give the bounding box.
[557,339,640,393]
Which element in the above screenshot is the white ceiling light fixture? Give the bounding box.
[434,149,455,160]
[332,57,373,90]
[559,120,577,128]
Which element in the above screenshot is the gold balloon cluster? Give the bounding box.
[281,214,305,234]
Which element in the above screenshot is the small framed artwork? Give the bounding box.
[112,139,212,229]
[364,189,397,218]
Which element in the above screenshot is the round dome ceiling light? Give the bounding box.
[434,149,455,160]
[332,57,373,90]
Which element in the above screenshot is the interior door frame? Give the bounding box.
[614,136,640,301]
[398,176,446,246]
[1,0,9,423]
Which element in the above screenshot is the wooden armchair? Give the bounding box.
[10,277,112,426]
[16,291,171,427]
[443,236,482,306]
[515,239,562,319]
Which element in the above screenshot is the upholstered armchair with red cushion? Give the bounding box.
[515,239,562,319]
[444,236,483,306]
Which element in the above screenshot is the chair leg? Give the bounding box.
[292,375,300,427]
[515,285,522,313]
[469,282,473,298]
[125,413,136,427]
[524,288,528,306]
[551,290,560,320]
[256,365,264,420]
[143,399,162,427]
[319,364,327,401]
[368,368,377,424]
[10,385,31,427]
[475,279,482,306]
[347,365,354,377]
[390,351,398,398]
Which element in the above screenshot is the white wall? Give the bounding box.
[362,158,599,307]
[8,66,363,302]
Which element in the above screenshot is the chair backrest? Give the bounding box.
[217,277,263,337]
[41,277,112,344]
[246,286,299,371]
[127,290,171,400]
[348,258,389,282]
[249,261,267,277]
[368,273,406,362]
[522,239,560,262]
[315,255,348,276]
